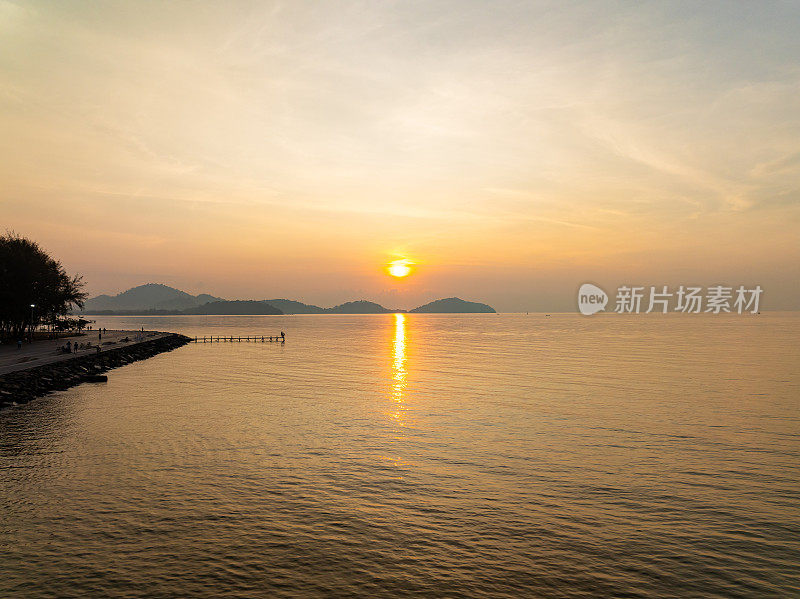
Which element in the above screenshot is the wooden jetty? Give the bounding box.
[191,335,285,343]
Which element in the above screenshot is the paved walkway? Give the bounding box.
[0,330,171,376]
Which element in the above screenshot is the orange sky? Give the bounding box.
[2,1,799,310]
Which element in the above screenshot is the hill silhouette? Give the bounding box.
[182,300,282,315]
[266,299,325,314]
[410,297,496,313]
[80,285,495,314]
[325,300,393,314]
[83,283,222,311]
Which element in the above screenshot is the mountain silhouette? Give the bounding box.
[410,297,496,313]
[182,300,282,315]
[80,285,495,314]
[324,300,393,314]
[83,283,223,311]
[266,299,325,314]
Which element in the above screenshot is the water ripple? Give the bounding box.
[1,313,799,597]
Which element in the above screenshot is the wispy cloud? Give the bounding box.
[1,1,799,308]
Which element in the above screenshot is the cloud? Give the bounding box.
[1,1,799,309]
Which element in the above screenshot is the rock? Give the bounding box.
[0,333,192,406]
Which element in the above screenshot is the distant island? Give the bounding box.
[79,284,496,315]
[410,297,496,313]
[325,300,394,314]
[82,283,223,312]
[182,300,282,315]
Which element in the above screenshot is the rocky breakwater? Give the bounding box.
[0,333,192,408]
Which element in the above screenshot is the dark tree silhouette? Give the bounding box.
[0,232,87,341]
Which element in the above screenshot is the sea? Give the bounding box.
[1,313,799,598]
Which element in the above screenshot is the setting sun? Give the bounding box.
[388,259,413,278]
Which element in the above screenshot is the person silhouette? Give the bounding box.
[280,331,285,341]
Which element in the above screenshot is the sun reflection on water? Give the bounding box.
[390,313,407,425]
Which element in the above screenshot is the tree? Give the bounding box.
[0,232,87,341]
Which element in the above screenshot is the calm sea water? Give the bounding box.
[1,313,799,598]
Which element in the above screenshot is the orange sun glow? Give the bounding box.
[387,259,413,278]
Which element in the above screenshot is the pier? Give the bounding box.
[191,335,285,343]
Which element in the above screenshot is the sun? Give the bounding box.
[389,263,411,277]
[387,259,414,278]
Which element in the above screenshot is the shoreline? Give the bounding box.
[0,331,191,408]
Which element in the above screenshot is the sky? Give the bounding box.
[1,0,799,311]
